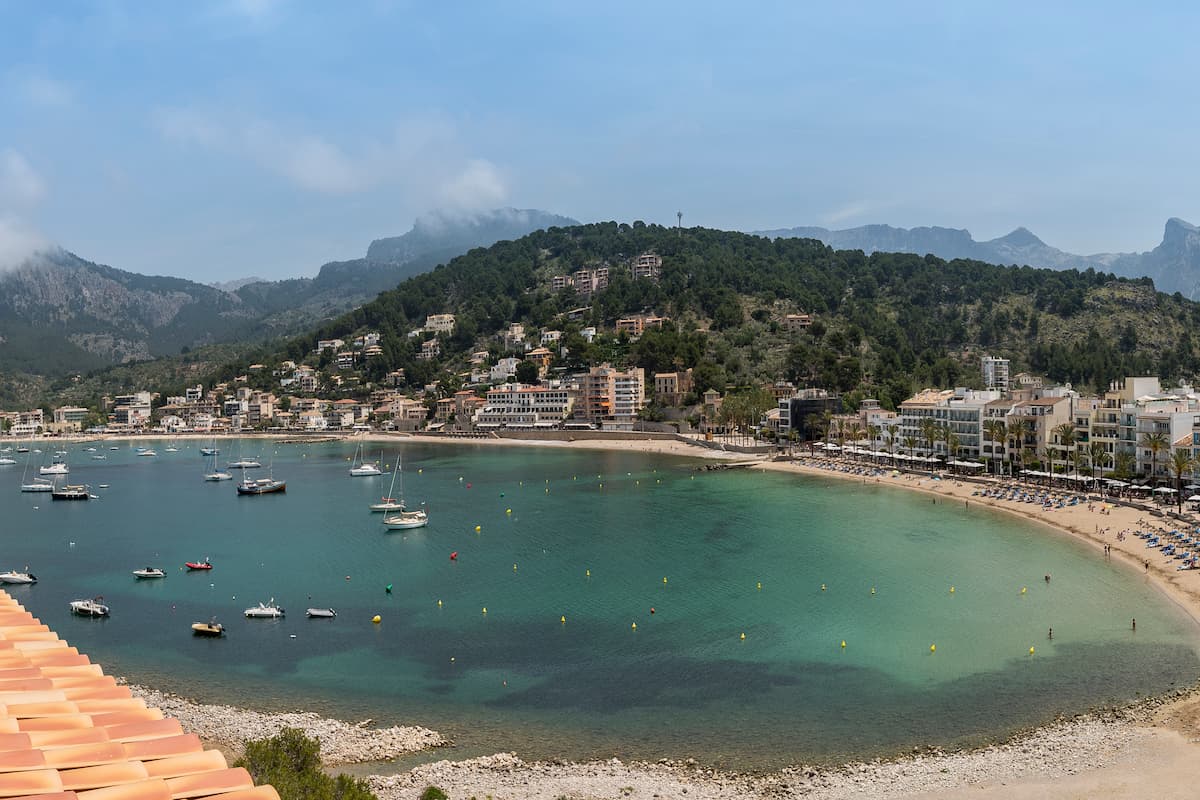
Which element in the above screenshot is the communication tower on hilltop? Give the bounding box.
[677,211,682,235]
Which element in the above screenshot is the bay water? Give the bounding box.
[2,440,1197,769]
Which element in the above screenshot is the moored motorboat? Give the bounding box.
[185,559,213,571]
[244,599,285,618]
[20,479,54,493]
[200,447,219,457]
[227,459,262,469]
[0,457,15,466]
[69,597,109,617]
[204,470,233,481]
[138,450,157,457]
[39,462,69,476]
[0,570,37,585]
[51,484,90,501]
[132,567,166,579]
[305,607,336,618]
[191,619,225,637]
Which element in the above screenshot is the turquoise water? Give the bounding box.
[1,440,1198,769]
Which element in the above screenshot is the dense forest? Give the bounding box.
[71,223,1200,411]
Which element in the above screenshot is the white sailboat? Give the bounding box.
[381,454,427,529]
[349,439,383,477]
[369,452,405,511]
[203,450,232,481]
[19,450,53,492]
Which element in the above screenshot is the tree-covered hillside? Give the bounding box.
[220,222,1200,408]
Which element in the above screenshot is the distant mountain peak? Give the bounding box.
[992,227,1045,248]
[367,207,579,265]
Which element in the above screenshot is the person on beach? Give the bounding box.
[1132,618,1137,631]
[1048,627,1053,639]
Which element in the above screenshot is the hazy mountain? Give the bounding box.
[755,219,1200,298]
[0,207,579,381]
[366,208,579,264]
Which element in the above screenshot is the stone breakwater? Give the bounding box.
[126,685,446,764]
[366,689,1198,800]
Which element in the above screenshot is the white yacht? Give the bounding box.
[39,462,69,476]
[69,597,110,617]
[244,599,285,618]
[0,570,37,584]
[383,508,428,530]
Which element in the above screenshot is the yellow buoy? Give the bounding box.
[663,576,668,584]
[418,469,422,474]
[841,640,846,648]
[631,622,637,630]
[871,587,876,595]
[586,569,591,577]
[561,615,566,624]
[1029,646,1035,655]
[740,632,746,640]
[513,563,518,571]
[821,583,827,591]
[506,508,512,514]
[482,607,487,615]
[757,582,762,591]
[372,615,381,624]
[950,586,955,594]
[475,525,481,532]
[1021,587,1027,595]
[437,599,443,607]
[930,644,936,653]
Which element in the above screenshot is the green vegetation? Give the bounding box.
[234,728,377,800]
[418,787,448,800]
[219,223,1200,408]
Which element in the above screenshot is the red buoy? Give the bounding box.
[450,551,458,561]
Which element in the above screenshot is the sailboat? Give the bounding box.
[369,452,405,511]
[199,437,220,457]
[349,440,383,477]
[19,449,53,493]
[381,455,427,529]
[236,452,284,495]
[227,439,262,469]
[204,450,232,482]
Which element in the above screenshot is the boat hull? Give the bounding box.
[383,512,428,530]
[305,608,336,618]
[191,622,224,636]
[69,601,109,617]
[0,573,36,585]
[237,480,286,495]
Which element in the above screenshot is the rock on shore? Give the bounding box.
[128,685,446,764]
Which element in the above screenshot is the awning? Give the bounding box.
[1154,486,1178,493]
[948,460,985,468]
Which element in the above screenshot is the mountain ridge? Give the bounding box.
[754,219,1200,298]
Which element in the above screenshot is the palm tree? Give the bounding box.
[845,422,863,462]
[1113,451,1136,481]
[834,418,847,457]
[1007,418,1030,481]
[945,429,961,474]
[983,419,1006,476]
[918,417,938,472]
[1139,431,1169,487]
[884,430,897,468]
[1169,449,1195,513]
[1052,423,1076,487]
[1089,441,1111,490]
[903,435,918,467]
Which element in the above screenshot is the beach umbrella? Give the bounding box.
[1187,495,1200,502]
[1154,486,1177,493]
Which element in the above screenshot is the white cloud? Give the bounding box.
[0,216,48,271]
[437,159,508,211]
[0,149,47,209]
[152,106,508,204]
[19,74,73,108]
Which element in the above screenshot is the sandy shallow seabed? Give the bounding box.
[87,434,1200,797]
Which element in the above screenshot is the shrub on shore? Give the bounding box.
[235,727,377,800]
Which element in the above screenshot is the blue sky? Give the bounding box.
[2,1,1198,282]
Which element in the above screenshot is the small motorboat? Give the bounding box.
[91,454,107,460]
[227,459,262,469]
[39,462,69,476]
[132,567,166,579]
[0,457,15,466]
[200,448,219,457]
[109,446,119,451]
[69,597,109,617]
[138,450,157,457]
[204,471,233,481]
[185,559,213,571]
[305,607,336,618]
[0,570,37,585]
[244,600,285,619]
[191,619,225,637]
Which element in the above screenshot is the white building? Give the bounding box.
[425,314,456,333]
[475,384,573,428]
[981,356,1011,392]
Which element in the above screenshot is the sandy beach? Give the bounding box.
[71,432,1200,797]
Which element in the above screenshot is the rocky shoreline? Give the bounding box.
[126,684,447,764]
[126,679,1200,799]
